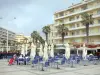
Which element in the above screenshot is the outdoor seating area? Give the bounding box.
[0,42,100,72]
[2,54,99,71]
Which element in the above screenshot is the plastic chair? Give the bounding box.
[25,57,30,64]
[61,57,66,65]
[18,58,24,65]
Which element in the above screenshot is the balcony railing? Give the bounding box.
[55,13,100,26]
[93,14,100,18]
[55,5,100,20]
[54,32,100,39]
[69,24,100,30]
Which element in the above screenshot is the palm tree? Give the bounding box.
[8,40,11,46]
[31,31,39,45]
[28,41,32,46]
[13,41,16,46]
[24,37,28,44]
[81,12,93,43]
[42,26,50,43]
[38,36,45,45]
[2,40,6,46]
[57,24,69,44]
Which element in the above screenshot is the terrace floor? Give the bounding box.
[0,59,100,75]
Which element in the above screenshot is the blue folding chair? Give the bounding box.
[32,59,38,64]
[25,57,30,65]
[61,57,66,65]
[18,58,24,65]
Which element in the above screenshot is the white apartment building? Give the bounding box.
[48,0,100,54]
[0,27,15,45]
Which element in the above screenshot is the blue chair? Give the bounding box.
[48,57,54,63]
[18,58,24,65]
[44,61,50,67]
[25,57,30,64]
[88,55,94,61]
[39,57,43,62]
[61,57,66,65]
[32,59,38,64]
[75,56,81,64]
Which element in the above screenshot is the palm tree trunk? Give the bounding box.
[86,23,89,43]
[46,34,48,43]
[62,33,64,44]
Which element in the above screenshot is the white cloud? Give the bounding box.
[0,0,81,36]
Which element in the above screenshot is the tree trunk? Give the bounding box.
[62,32,65,44]
[86,23,89,43]
[46,33,48,43]
[36,39,37,46]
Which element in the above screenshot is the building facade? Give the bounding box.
[15,34,32,44]
[0,27,16,51]
[0,27,16,46]
[51,0,100,45]
[15,34,26,44]
[47,24,55,45]
[15,34,32,50]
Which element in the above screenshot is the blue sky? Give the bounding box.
[0,0,81,36]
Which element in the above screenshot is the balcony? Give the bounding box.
[65,18,82,25]
[69,24,100,31]
[55,5,100,20]
[55,13,100,26]
[65,32,100,38]
[93,14,100,18]
[54,32,100,39]
[55,18,82,26]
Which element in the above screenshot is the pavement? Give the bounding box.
[0,59,100,75]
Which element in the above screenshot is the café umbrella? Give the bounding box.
[21,44,25,56]
[25,44,28,55]
[43,42,48,61]
[82,43,87,60]
[50,43,54,57]
[30,43,36,59]
[39,44,43,57]
[65,43,70,59]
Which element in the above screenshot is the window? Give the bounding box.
[97,0,100,5]
[76,15,79,19]
[59,12,64,17]
[55,15,58,18]
[72,32,75,35]
[69,17,74,21]
[70,8,74,13]
[76,24,79,27]
[52,33,53,36]
[97,9,100,15]
[82,30,86,34]
[98,19,100,24]
[59,19,64,23]
[76,31,79,35]
[81,4,87,10]
[52,40,53,43]
[65,32,68,36]
[71,25,75,28]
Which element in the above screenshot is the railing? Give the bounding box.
[54,32,100,39]
[55,5,100,20]
[69,24,100,30]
